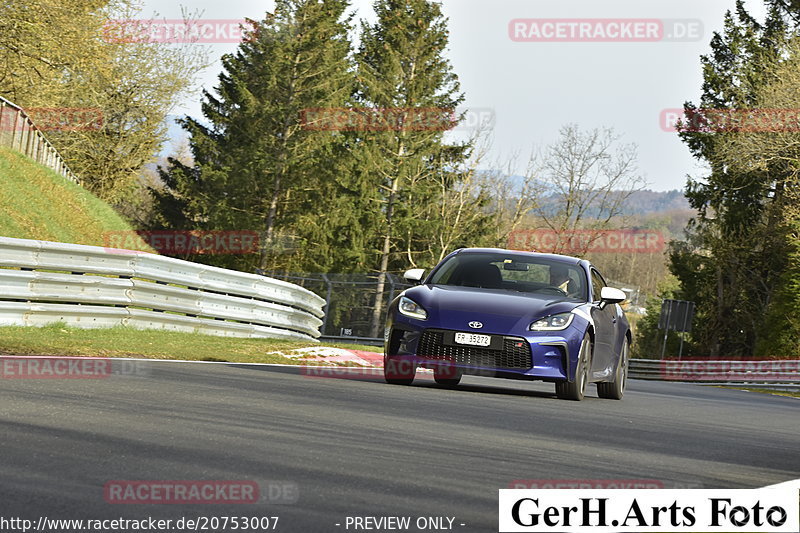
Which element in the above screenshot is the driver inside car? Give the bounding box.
[549,265,574,294]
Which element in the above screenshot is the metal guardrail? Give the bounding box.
[0,236,326,342]
[0,97,80,184]
[629,358,800,390]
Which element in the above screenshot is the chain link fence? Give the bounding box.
[256,271,413,343]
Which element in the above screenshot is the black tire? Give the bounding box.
[555,334,591,401]
[431,360,461,386]
[384,355,416,385]
[598,339,629,400]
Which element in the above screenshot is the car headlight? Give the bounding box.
[398,296,428,320]
[529,312,574,331]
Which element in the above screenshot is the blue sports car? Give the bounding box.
[383,248,631,400]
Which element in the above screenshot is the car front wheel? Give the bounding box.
[433,363,462,386]
[555,333,591,401]
[384,355,416,385]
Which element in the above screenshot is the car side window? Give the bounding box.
[590,269,606,302]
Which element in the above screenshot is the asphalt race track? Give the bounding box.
[1,359,798,532]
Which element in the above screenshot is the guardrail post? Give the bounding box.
[18,113,26,152]
[678,307,689,360]
[10,108,19,149]
[25,120,33,157]
[660,299,671,358]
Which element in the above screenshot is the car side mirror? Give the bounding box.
[403,268,426,283]
[600,287,626,307]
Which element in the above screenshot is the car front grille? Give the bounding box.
[417,329,532,369]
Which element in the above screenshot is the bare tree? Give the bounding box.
[522,124,646,255]
[478,152,541,248]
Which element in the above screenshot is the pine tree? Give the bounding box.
[670,0,800,356]
[152,0,357,272]
[355,0,471,336]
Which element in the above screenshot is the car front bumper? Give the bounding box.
[386,318,585,382]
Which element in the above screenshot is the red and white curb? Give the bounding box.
[277,347,384,367]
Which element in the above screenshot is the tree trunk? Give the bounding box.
[259,48,300,270]
[260,174,283,270]
[713,264,724,358]
[369,174,400,338]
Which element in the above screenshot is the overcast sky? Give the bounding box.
[139,0,769,191]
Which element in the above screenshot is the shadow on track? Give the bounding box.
[226,363,559,399]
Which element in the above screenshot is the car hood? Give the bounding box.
[403,284,583,335]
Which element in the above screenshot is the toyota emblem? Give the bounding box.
[468,321,483,329]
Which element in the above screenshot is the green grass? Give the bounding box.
[0,323,379,364]
[0,147,153,250]
[0,148,384,364]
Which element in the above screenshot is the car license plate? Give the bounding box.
[454,332,491,347]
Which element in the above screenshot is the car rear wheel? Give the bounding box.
[384,355,416,385]
[555,334,591,401]
[597,339,628,400]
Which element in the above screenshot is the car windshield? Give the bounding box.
[427,252,588,301]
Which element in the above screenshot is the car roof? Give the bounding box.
[452,247,587,266]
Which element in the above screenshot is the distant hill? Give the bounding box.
[0,147,154,250]
[530,187,691,217]
[496,173,690,216]
[620,189,690,215]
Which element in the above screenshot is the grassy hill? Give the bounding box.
[0,146,152,250]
